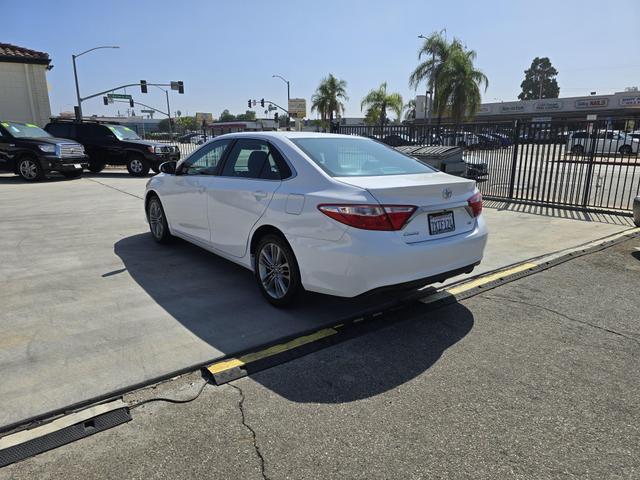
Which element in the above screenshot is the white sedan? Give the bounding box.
[144,132,488,306]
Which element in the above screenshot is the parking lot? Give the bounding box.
[2,205,639,479]
[0,169,636,432]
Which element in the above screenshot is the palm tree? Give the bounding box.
[403,99,416,121]
[409,31,454,120]
[409,32,487,124]
[434,46,488,124]
[360,82,404,128]
[311,74,348,127]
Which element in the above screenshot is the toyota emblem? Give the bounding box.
[442,188,452,199]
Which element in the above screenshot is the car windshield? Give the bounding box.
[1,121,51,138]
[291,137,435,177]
[106,125,141,140]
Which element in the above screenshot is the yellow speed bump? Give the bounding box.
[446,262,537,296]
[207,327,338,376]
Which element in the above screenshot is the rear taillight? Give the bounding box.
[468,192,483,217]
[318,204,416,231]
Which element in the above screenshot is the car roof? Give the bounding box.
[213,131,360,141]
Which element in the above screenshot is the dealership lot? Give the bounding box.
[0,170,636,431]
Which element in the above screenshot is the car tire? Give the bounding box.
[88,162,106,173]
[127,155,150,176]
[571,144,585,154]
[254,234,302,307]
[62,170,83,179]
[619,145,633,155]
[17,156,45,182]
[146,195,173,244]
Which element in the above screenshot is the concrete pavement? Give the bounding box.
[0,170,634,430]
[3,235,638,479]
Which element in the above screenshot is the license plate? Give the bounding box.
[428,211,455,235]
[73,164,82,169]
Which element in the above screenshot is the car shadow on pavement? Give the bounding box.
[115,233,473,403]
[253,301,474,403]
[114,233,426,362]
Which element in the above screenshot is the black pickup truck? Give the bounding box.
[45,120,180,176]
[0,120,88,181]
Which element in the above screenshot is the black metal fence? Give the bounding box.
[334,118,640,214]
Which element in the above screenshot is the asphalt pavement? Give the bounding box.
[1,171,633,430]
[3,236,638,480]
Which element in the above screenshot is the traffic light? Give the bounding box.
[177,81,184,94]
[103,96,109,106]
[260,98,265,108]
[140,80,147,94]
[129,98,134,108]
[248,99,252,108]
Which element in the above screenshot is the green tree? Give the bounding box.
[311,74,349,126]
[409,32,487,124]
[409,31,453,120]
[236,110,256,121]
[518,57,559,100]
[360,82,403,127]
[219,109,236,122]
[174,116,198,132]
[434,46,488,124]
[364,106,381,126]
[157,118,172,132]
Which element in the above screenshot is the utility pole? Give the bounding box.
[71,45,120,121]
[272,74,290,130]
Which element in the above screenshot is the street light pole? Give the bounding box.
[272,74,290,130]
[71,46,120,122]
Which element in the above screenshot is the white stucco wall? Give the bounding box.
[0,62,52,127]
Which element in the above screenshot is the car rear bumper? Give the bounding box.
[290,215,488,297]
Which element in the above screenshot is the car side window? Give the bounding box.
[220,139,289,180]
[182,139,231,175]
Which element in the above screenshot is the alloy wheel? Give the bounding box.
[148,200,164,239]
[130,159,144,174]
[258,243,291,299]
[19,159,38,180]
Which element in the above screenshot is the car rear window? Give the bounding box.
[291,137,435,177]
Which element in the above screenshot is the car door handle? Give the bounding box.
[253,190,268,200]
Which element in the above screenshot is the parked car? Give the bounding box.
[145,132,487,306]
[190,134,213,145]
[566,130,639,155]
[382,133,414,147]
[177,132,201,144]
[488,132,513,147]
[0,120,88,181]
[439,131,482,149]
[44,120,181,176]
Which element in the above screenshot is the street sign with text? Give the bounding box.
[288,98,306,118]
[107,93,132,100]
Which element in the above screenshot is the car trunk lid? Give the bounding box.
[335,172,478,243]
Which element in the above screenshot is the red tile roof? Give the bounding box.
[0,43,51,65]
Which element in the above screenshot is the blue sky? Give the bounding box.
[4,0,639,119]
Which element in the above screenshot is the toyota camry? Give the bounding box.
[144,132,488,306]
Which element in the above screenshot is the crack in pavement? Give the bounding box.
[482,293,640,346]
[229,383,270,480]
[85,178,144,200]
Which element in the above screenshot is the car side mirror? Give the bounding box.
[159,161,177,175]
